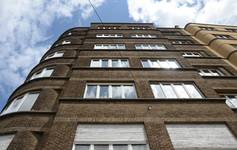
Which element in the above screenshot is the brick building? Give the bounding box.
[1,23,237,150]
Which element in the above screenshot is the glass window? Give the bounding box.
[96,34,123,38]
[132,144,147,150]
[30,67,54,80]
[198,69,224,76]
[141,60,150,68]
[131,34,156,38]
[85,85,97,98]
[84,84,137,99]
[141,59,179,69]
[0,134,15,150]
[94,44,126,49]
[99,85,109,98]
[74,144,90,150]
[123,85,137,99]
[113,144,128,150]
[1,92,39,115]
[135,44,166,50]
[90,59,129,68]
[182,52,201,57]
[94,144,109,150]
[225,95,237,109]
[151,83,203,99]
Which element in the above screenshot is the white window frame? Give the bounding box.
[141,59,180,69]
[1,92,40,115]
[199,69,224,76]
[84,83,137,99]
[61,40,71,45]
[131,34,156,38]
[90,59,130,68]
[45,51,64,60]
[72,144,149,150]
[30,67,54,80]
[151,83,203,99]
[225,95,237,109]
[171,40,193,44]
[182,52,201,57]
[135,44,166,50]
[96,34,123,38]
[94,44,126,50]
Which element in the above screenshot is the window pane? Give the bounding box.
[132,144,147,150]
[91,60,100,67]
[99,85,109,98]
[94,144,109,150]
[113,144,128,150]
[2,97,24,114]
[226,96,237,108]
[85,85,97,98]
[162,84,177,98]
[173,85,189,98]
[43,68,54,77]
[112,60,120,67]
[112,85,122,98]
[168,61,179,68]
[159,60,169,68]
[150,60,159,68]
[121,60,129,67]
[102,60,108,67]
[19,93,39,111]
[74,144,90,150]
[184,84,202,98]
[123,85,137,98]
[141,60,150,68]
[151,84,165,98]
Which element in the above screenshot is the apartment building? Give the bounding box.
[1,23,237,150]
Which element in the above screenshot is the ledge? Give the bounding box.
[201,76,237,79]
[59,97,226,103]
[0,111,56,120]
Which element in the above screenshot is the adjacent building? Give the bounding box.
[1,23,237,150]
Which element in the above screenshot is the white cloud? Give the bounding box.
[127,0,237,27]
[0,0,105,110]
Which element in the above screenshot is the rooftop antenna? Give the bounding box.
[88,0,103,24]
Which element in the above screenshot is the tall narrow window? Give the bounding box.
[135,44,166,50]
[30,67,54,80]
[94,44,126,49]
[225,95,237,109]
[151,83,203,99]
[141,59,180,69]
[84,83,137,99]
[1,92,40,115]
[73,124,149,150]
[90,59,129,68]
[45,51,64,60]
[0,134,14,150]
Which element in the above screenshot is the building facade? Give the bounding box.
[1,23,237,150]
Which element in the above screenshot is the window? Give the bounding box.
[214,34,233,39]
[0,134,14,150]
[151,83,203,98]
[97,26,119,30]
[198,69,224,76]
[96,34,123,38]
[90,59,129,68]
[129,26,150,30]
[171,40,193,44]
[1,92,39,115]
[61,40,71,45]
[30,67,54,80]
[225,95,237,109]
[166,124,237,149]
[231,44,237,49]
[225,28,237,32]
[135,44,166,50]
[182,52,201,57]
[160,31,182,35]
[131,34,156,38]
[199,26,216,31]
[141,59,180,69]
[94,44,126,49]
[45,51,64,60]
[73,124,149,150]
[84,83,137,99]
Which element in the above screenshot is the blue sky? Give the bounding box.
[0,0,237,111]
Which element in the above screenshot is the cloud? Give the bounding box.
[0,0,105,110]
[127,0,237,27]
